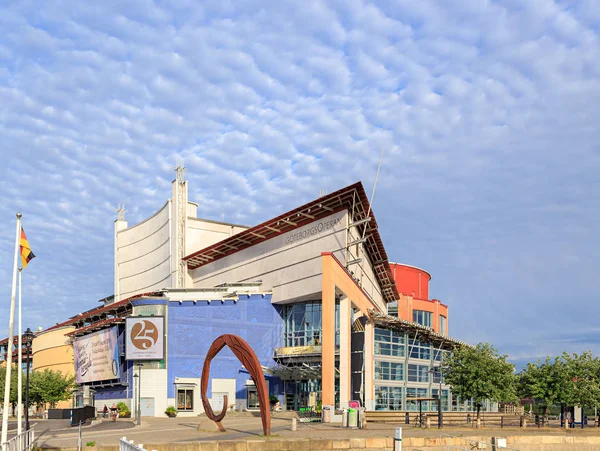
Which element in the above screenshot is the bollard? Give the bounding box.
[394,427,402,451]
[342,409,348,427]
[405,412,410,424]
[291,418,297,432]
[426,417,431,429]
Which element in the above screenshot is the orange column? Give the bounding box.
[321,256,336,406]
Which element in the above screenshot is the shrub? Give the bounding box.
[86,441,96,447]
[117,402,131,418]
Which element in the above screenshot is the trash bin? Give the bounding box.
[348,408,358,428]
[322,405,332,423]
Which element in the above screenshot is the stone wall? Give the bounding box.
[77,435,600,451]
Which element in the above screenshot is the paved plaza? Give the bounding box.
[2,414,598,449]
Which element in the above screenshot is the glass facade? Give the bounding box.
[373,327,495,413]
[375,386,403,410]
[413,310,432,327]
[282,301,340,347]
[409,339,431,360]
[407,364,429,382]
[375,361,404,381]
[406,387,429,410]
[374,328,405,357]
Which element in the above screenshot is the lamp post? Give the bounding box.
[133,363,143,426]
[430,365,443,429]
[23,328,34,435]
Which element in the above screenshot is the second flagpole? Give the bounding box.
[1,213,22,449]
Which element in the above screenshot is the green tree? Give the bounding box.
[0,365,22,410]
[29,369,74,408]
[562,351,600,410]
[443,343,517,423]
[518,356,568,422]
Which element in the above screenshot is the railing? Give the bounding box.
[1,428,35,451]
[120,437,157,451]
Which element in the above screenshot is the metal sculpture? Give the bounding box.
[201,334,271,435]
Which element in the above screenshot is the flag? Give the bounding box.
[20,227,35,269]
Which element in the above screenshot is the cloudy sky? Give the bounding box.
[1,0,598,367]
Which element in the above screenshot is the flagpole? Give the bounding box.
[17,266,23,437]
[1,213,22,449]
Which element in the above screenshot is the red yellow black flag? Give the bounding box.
[20,227,35,269]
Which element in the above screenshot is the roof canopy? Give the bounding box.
[184,182,400,304]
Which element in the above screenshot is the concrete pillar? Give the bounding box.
[113,218,128,303]
[322,266,336,406]
[339,297,350,408]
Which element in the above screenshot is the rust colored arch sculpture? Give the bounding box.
[201,334,271,436]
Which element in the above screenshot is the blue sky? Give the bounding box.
[0,0,598,367]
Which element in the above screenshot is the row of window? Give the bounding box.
[374,361,446,383]
[374,328,448,362]
[375,386,493,412]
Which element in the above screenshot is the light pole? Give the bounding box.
[23,328,34,436]
[430,365,443,428]
[133,363,143,425]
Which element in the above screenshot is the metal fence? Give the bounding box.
[120,437,157,451]
[1,428,35,451]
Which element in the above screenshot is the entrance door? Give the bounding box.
[141,397,155,417]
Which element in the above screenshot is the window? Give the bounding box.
[375,386,403,410]
[412,310,432,327]
[431,389,449,411]
[283,302,323,347]
[440,315,446,335]
[408,339,431,360]
[374,328,405,357]
[407,364,429,382]
[431,367,444,384]
[387,301,398,317]
[177,388,193,411]
[406,387,429,411]
[375,361,404,381]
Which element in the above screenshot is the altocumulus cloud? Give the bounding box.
[0,0,599,364]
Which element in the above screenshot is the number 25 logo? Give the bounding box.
[131,320,159,350]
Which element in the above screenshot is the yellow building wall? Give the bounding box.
[32,326,75,409]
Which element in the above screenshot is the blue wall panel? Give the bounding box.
[167,294,283,399]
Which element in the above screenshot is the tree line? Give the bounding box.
[443,344,600,422]
[0,365,74,412]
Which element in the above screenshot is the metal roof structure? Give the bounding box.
[370,311,472,349]
[184,181,400,304]
[65,317,125,337]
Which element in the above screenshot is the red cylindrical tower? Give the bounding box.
[389,262,448,335]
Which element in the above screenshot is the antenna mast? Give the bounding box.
[362,149,385,238]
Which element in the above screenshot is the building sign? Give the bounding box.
[73,327,120,384]
[284,214,343,245]
[125,316,164,360]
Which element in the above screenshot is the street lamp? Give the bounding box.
[133,363,143,426]
[23,328,35,435]
[429,365,444,428]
